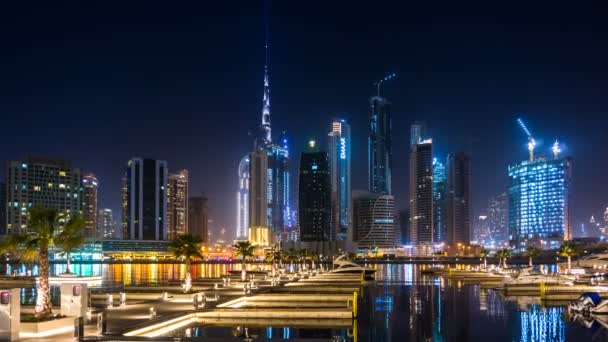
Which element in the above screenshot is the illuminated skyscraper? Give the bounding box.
[353,191,395,248]
[82,174,98,239]
[447,152,471,246]
[328,119,352,241]
[5,156,83,234]
[433,158,446,243]
[189,195,209,243]
[123,158,168,241]
[267,136,290,238]
[508,157,572,249]
[487,192,508,245]
[166,169,189,240]
[98,208,116,239]
[368,96,392,195]
[249,147,269,243]
[236,155,250,240]
[409,136,434,248]
[0,182,5,235]
[298,140,332,241]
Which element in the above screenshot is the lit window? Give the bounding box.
[59,184,66,189]
[34,186,41,191]
[48,183,53,188]
[59,171,66,177]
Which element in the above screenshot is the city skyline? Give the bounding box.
[1,2,607,240]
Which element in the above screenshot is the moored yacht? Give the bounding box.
[502,267,576,286]
[331,254,376,279]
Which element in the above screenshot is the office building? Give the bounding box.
[508,157,572,249]
[236,155,250,240]
[167,169,189,240]
[0,182,6,235]
[249,148,269,240]
[368,96,392,195]
[398,208,410,245]
[433,158,447,243]
[486,193,508,246]
[82,174,98,239]
[353,191,395,248]
[328,119,352,241]
[298,141,331,241]
[267,138,290,237]
[122,158,168,241]
[409,137,434,247]
[447,152,471,246]
[188,195,208,243]
[98,208,116,239]
[5,156,83,234]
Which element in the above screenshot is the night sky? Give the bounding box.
[1,1,606,239]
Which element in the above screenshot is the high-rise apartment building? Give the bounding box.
[122,158,168,240]
[98,208,115,239]
[433,158,447,243]
[0,182,6,235]
[328,119,352,242]
[166,169,189,240]
[446,152,471,246]
[368,96,392,195]
[353,191,395,248]
[486,192,508,246]
[249,148,269,231]
[508,157,572,249]
[5,156,83,234]
[267,138,290,237]
[188,195,208,243]
[82,174,98,239]
[236,155,250,240]
[298,141,332,241]
[409,138,434,247]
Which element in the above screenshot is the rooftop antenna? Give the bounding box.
[517,117,536,161]
[374,72,397,97]
[552,139,561,159]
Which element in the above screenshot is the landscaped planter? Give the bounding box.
[20,316,75,338]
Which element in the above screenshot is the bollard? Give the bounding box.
[223,278,228,286]
[162,292,169,301]
[352,291,358,318]
[120,292,127,307]
[149,307,156,319]
[193,295,199,310]
[107,294,113,308]
[214,283,219,289]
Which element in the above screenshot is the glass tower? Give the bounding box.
[298,142,332,241]
[508,157,572,249]
[432,158,446,243]
[329,119,352,241]
[236,155,250,240]
[368,96,392,195]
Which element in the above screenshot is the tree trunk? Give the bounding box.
[186,258,191,276]
[529,256,533,267]
[241,258,247,281]
[66,253,72,274]
[568,256,572,273]
[483,257,487,270]
[36,246,52,317]
[503,258,508,269]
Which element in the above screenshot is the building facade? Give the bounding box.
[249,148,269,236]
[368,96,392,195]
[98,208,115,239]
[236,155,250,240]
[328,119,352,242]
[486,192,508,246]
[298,142,332,241]
[82,174,98,239]
[433,158,447,243]
[166,169,189,240]
[508,157,572,249]
[188,195,208,243]
[0,182,6,235]
[5,156,83,234]
[446,152,471,246]
[122,158,168,241]
[409,139,434,247]
[267,139,290,238]
[353,191,395,248]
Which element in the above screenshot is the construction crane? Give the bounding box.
[517,118,536,161]
[552,140,561,159]
[374,73,397,96]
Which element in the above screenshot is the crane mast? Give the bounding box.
[517,118,536,161]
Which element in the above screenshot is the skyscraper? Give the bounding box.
[167,169,189,240]
[0,182,6,235]
[446,152,471,246]
[267,139,290,237]
[82,174,98,239]
[508,156,572,249]
[249,148,268,231]
[122,158,168,241]
[433,158,447,243]
[409,137,434,248]
[236,155,250,240]
[487,193,508,246]
[98,208,115,239]
[5,156,83,234]
[353,191,395,248]
[328,119,352,242]
[298,141,332,241]
[189,195,209,243]
[368,96,392,195]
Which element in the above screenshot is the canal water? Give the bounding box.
[2,263,604,341]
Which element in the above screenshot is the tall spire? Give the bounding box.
[260,0,272,146]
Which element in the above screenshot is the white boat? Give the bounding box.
[561,253,608,270]
[502,267,575,286]
[569,292,608,314]
[330,254,376,279]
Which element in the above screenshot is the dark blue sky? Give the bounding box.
[1,1,606,239]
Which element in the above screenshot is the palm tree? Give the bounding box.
[299,249,312,271]
[479,249,490,270]
[496,248,512,269]
[265,247,282,282]
[285,248,298,270]
[169,234,203,287]
[0,207,85,318]
[559,241,578,274]
[55,215,85,274]
[523,246,541,267]
[233,241,256,280]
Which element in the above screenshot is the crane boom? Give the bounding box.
[516,117,536,161]
[374,73,397,97]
